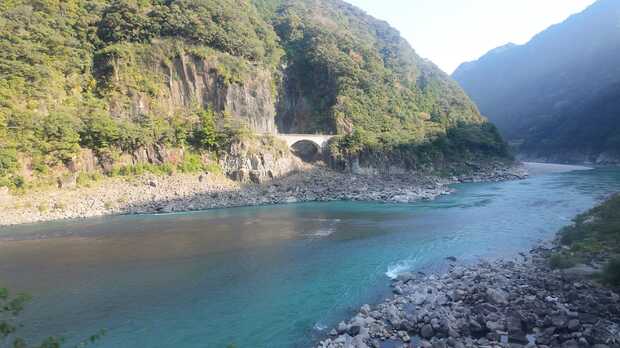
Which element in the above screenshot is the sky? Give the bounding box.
[344,0,597,74]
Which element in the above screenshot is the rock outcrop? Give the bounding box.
[108,51,278,134]
[219,136,302,184]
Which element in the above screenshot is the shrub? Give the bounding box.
[36,113,81,166]
[77,172,104,187]
[192,108,218,150]
[549,253,579,269]
[0,148,17,177]
[204,162,222,175]
[178,153,204,173]
[10,175,25,189]
[603,258,620,287]
[37,203,49,213]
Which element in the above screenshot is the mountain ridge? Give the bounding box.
[452,0,620,164]
[0,0,510,190]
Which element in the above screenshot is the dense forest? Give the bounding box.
[0,0,509,189]
[453,0,620,164]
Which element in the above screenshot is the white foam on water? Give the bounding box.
[308,227,335,238]
[385,259,416,279]
[313,322,327,331]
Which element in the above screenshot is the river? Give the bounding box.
[0,163,618,348]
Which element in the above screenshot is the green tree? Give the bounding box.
[97,0,154,44]
[79,113,120,153]
[36,113,81,166]
[1,287,105,348]
[192,108,218,150]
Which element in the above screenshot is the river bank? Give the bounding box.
[317,220,620,347]
[0,164,527,227]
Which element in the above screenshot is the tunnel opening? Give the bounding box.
[291,140,321,162]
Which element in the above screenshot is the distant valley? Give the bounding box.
[453,0,620,164]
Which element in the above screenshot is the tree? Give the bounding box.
[192,108,218,150]
[97,0,154,44]
[0,287,105,348]
[36,113,81,166]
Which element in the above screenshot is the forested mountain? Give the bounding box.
[453,0,620,164]
[0,0,509,188]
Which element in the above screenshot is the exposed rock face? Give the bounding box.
[275,64,337,134]
[67,149,100,173]
[111,53,278,134]
[130,144,184,166]
[168,55,277,133]
[218,137,303,184]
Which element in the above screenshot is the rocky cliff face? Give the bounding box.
[167,55,277,133]
[218,136,302,183]
[108,51,278,134]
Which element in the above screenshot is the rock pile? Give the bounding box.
[317,247,620,348]
[0,164,527,227]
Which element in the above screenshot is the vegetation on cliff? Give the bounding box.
[453,0,620,163]
[0,0,510,189]
[263,0,508,169]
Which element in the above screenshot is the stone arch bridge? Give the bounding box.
[271,133,335,162]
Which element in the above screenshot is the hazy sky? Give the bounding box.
[345,0,597,74]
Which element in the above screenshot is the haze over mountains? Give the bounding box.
[453,0,620,164]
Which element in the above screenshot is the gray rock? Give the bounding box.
[551,314,568,328]
[360,304,371,316]
[486,320,504,331]
[486,288,509,305]
[421,324,435,339]
[348,325,361,336]
[337,321,348,334]
[567,319,580,331]
[396,272,416,283]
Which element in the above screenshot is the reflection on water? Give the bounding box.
[0,165,618,348]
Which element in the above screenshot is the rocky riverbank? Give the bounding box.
[0,164,527,227]
[316,245,620,348]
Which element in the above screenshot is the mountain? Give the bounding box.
[0,0,509,188]
[453,0,620,164]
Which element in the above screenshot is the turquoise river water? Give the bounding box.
[0,164,619,348]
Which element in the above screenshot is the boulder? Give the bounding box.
[486,288,509,305]
[420,324,435,339]
[348,325,361,336]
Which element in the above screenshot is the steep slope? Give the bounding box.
[0,0,509,189]
[260,0,509,173]
[453,0,620,164]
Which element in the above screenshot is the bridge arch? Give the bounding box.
[271,133,335,162]
[290,139,322,162]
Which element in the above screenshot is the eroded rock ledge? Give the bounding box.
[317,246,620,348]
